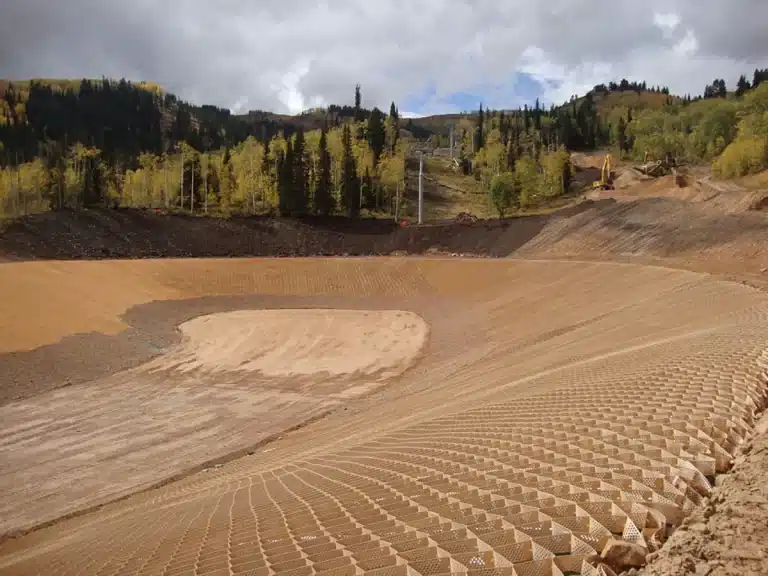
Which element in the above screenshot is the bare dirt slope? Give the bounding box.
[0,257,766,576]
[0,187,767,576]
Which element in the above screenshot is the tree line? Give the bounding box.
[0,86,410,220]
[602,80,768,178]
[2,70,767,221]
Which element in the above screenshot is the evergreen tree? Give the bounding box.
[617,117,627,154]
[388,101,400,153]
[354,84,362,121]
[82,150,105,207]
[717,79,727,98]
[477,103,484,150]
[314,129,334,216]
[206,159,220,206]
[340,124,360,218]
[506,140,517,172]
[220,146,234,211]
[367,107,386,165]
[362,166,375,210]
[736,75,751,97]
[278,141,294,215]
[291,129,308,215]
[534,98,542,131]
[562,152,572,192]
[499,110,508,144]
[40,140,67,210]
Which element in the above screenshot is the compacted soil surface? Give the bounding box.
[0,186,766,576]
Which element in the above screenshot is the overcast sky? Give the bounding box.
[2,0,768,116]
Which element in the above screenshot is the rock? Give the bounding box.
[694,564,712,576]
[601,539,648,572]
[714,475,728,487]
[690,522,710,534]
[646,550,660,563]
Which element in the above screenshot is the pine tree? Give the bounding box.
[354,84,362,121]
[388,102,400,153]
[41,140,67,210]
[340,124,360,218]
[220,146,234,212]
[362,166,374,210]
[617,116,627,154]
[314,129,334,216]
[278,141,294,215]
[534,98,542,131]
[736,75,750,97]
[366,107,386,166]
[292,129,308,215]
[477,104,484,150]
[499,110,508,144]
[718,79,727,98]
[82,150,105,207]
[506,140,516,172]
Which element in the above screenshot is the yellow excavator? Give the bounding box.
[592,154,615,190]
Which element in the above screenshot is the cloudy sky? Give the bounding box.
[2,0,767,116]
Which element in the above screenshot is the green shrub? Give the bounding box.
[712,137,768,178]
[489,172,518,217]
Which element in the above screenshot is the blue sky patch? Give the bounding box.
[403,72,547,116]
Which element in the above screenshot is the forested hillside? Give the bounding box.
[456,71,768,215]
[0,81,405,220]
[1,70,767,221]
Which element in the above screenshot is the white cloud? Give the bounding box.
[674,30,700,57]
[653,12,681,37]
[1,0,768,114]
[270,60,312,115]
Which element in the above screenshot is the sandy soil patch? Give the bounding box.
[0,304,430,539]
[164,309,428,379]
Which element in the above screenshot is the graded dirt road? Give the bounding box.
[1,254,767,576]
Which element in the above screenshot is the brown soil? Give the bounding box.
[0,187,767,576]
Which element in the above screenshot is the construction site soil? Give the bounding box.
[0,190,767,576]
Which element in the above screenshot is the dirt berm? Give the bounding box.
[0,198,766,274]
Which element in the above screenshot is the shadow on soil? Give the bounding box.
[0,201,609,261]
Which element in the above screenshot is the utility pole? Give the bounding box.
[204,155,209,214]
[7,153,15,218]
[191,158,195,213]
[17,159,22,215]
[418,152,424,225]
[180,147,184,210]
[395,181,400,222]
